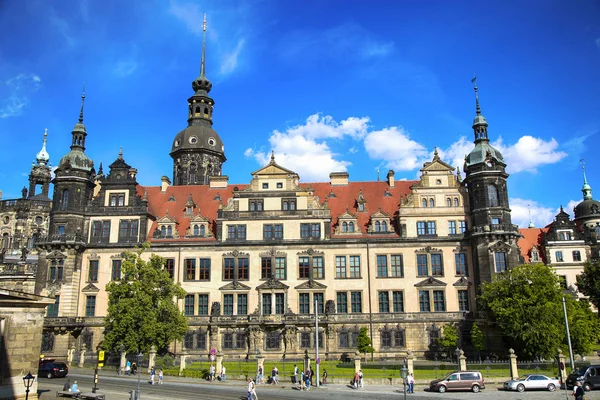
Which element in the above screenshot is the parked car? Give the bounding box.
[38,361,68,379]
[567,365,600,391]
[503,374,560,392]
[429,371,485,393]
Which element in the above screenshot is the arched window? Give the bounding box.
[422,198,427,208]
[290,201,295,210]
[375,221,381,232]
[189,163,197,184]
[349,222,355,232]
[487,184,499,207]
[1,233,9,249]
[342,222,348,232]
[382,221,387,231]
[204,107,209,116]
[195,106,200,114]
[282,201,288,211]
[429,198,435,207]
[250,202,256,211]
[454,197,459,207]
[446,198,451,207]
[193,225,199,236]
[60,189,69,210]
[559,232,566,240]
[200,225,206,236]
[161,226,166,236]
[167,226,173,236]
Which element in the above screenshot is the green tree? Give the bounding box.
[103,245,187,354]
[576,260,600,310]
[471,323,485,361]
[479,263,600,360]
[567,297,600,356]
[437,324,459,360]
[357,327,375,357]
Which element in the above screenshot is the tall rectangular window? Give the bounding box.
[102,221,111,238]
[274,257,286,279]
[227,225,246,240]
[314,293,324,314]
[88,260,98,282]
[262,293,272,315]
[311,223,320,238]
[349,255,361,277]
[351,291,362,313]
[427,221,437,235]
[299,293,310,314]
[313,256,324,279]
[417,221,426,235]
[378,291,390,313]
[275,293,285,314]
[224,258,235,280]
[555,251,564,262]
[119,219,139,241]
[185,259,196,281]
[299,257,310,279]
[448,221,457,235]
[274,224,284,239]
[223,294,234,315]
[431,254,443,276]
[263,224,273,239]
[417,254,428,277]
[335,256,347,278]
[419,290,430,312]
[184,295,195,316]
[199,258,211,280]
[198,294,209,315]
[47,295,60,317]
[337,292,348,313]
[573,250,582,262]
[458,221,467,233]
[85,295,96,317]
[111,259,122,281]
[300,223,320,238]
[237,294,248,315]
[165,258,175,279]
[458,290,469,311]
[495,251,507,272]
[261,257,272,279]
[391,254,404,277]
[392,291,404,312]
[433,290,445,311]
[377,255,388,277]
[238,258,249,280]
[300,224,310,238]
[455,253,467,276]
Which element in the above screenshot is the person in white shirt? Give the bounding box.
[221,365,227,382]
[247,378,258,399]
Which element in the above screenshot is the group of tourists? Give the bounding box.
[149,366,163,385]
[208,364,227,382]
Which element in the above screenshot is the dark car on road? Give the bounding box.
[567,365,600,391]
[38,361,68,379]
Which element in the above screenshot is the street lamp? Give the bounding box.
[400,362,408,400]
[455,348,461,370]
[23,371,34,400]
[136,352,143,400]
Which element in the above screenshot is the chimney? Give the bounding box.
[209,175,229,189]
[329,172,349,186]
[387,170,395,187]
[161,176,171,193]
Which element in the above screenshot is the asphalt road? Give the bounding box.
[37,374,600,400]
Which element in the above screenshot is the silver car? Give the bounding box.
[503,374,560,392]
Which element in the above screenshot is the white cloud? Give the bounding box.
[114,60,138,77]
[220,38,245,75]
[493,135,567,173]
[563,199,580,218]
[0,74,42,118]
[287,114,369,140]
[437,136,473,172]
[510,198,556,228]
[363,126,428,171]
[168,0,204,35]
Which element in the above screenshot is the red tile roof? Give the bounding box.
[518,227,548,263]
[139,180,417,241]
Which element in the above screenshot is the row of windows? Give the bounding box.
[421,197,461,208]
[248,198,297,211]
[90,219,139,242]
[555,250,582,262]
[417,221,467,236]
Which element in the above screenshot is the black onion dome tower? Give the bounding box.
[463,77,520,287]
[170,14,226,186]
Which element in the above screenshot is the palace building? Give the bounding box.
[5,22,554,363]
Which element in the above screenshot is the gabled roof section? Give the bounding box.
[295,279,328,290]
[370,208,390,219]
[453,276,470,287]
[251,152,298,177]
[157,212,177,224]
[82,283,100,292]
[338,208,358,220]
[421,149,455,172]
[219,281,251,291]
[414,277,447,287]
[256,278,289,291]
[518,227,547,263]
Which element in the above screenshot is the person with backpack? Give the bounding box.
[573,381,585,400]
[247,378,258,400]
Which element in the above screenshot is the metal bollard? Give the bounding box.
[129,389,137,400]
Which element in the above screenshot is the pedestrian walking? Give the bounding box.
[125,360,131,376]
[257,365,263,384]
[322,369,328,386]
[221,364,227,382]
[407,373,415,393]
[247,378,258,400]
[353,371,359,388]
[158,368,163,384]
[293,364,299,385]
[209,364,215,381]
[573,381,585,400]
[150,367,156,385]
[309,366,314,387]
[359,370,364,388]
[305,368,311,390]
[271,366,279,384]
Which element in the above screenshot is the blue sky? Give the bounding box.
[1,0,599,228]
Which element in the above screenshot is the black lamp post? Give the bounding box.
[400,362,408,400]
[136,352,143,400]
[23,371,34,400]
[455,348,461,370]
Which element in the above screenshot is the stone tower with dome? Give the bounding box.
[463,78,520,288]
[170,15,226,186]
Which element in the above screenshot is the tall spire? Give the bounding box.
[36,128,50,166]
[78,83,86,124]
[471,75,488,142]
[70,84,88,150]
[200,13,207,78]
[581,159,593,200]
[528,204,534,228]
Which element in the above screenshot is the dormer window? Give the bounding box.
[249,199,264,211]
[282,199,296,211]
[558,231,572,241]
[358,203,365,212]
[109,193,125,207]
[530,248,539,262]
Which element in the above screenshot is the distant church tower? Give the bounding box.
[28,129,52,198]
[463,78,520,287]
[170,14,226,185]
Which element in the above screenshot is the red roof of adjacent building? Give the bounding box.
[518,227,548,263]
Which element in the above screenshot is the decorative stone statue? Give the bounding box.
[20,246,29,261]
[22,186,28,199]
[210,301,221,317]
[325,300,336,315]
